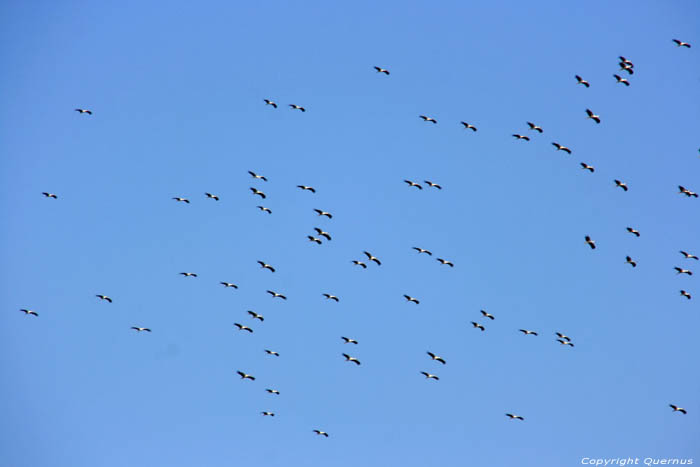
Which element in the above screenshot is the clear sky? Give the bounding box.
[1,1,698,466]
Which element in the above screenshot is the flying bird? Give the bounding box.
[341,336,358,344]
[580,163,595,172]
[307,235,322,244]
[374,66,390,75]
[674,267,693,276]
[75,108,92,115]
[172,197,189,203]
[519,329,538,336]
[527,122,543,133]
[619,56,634,67]
[669,404,687,414]
[342,353,361,365]
[678,185,698,197]
[505,413,524,420]
[180,272,197,277]
[585,236,596,249]
[265,350,280,357]
[420,371,439,380]
[461,122,477,131]
[236,371,255,380]
[297,185,316,193]
[261,412,275,416]
[313,430,329,437]
[625,256,637,268]
[424,180,442,189]
[247,311,264,321]
[266,389,280,395]
[352,260,367,268]
[427,351,446,364]
[234,323,254,333]
[205,192,219,201]
[471,321,485,331]
[363,251,381,265]
[413,247,432,255]
[42,192,58,199]
[555,332,571,341]
[557,339,575,347]
[680,251,699,260]
[680,290,692,300]
[419,115,437,124]
[314,209,333,219]
[613,74,630,86]
[256,206,272,214]
[512,134,530,141]
[323,293,340,302]
[619,63,634,75]
[220,281,239,288]
[552,142,572,154]
[289,104,306,112]
[437,258,454,267]
[614,179,628,191]
[20,309,38,317]
[95,295,112,303]
[130,327,151,332]
[575,75,590,87]
[248,171,268,182]
[626,227,640,237]
[263,99,277,108]
[672,39,691,48]
[480,310,495,320]
[403,294,420,304]
[585,109,601,124]
[257,261,275,272]
[267,290,287,299]
[314,228,331,240]
[404,180,423,190]
[250,187,266,199]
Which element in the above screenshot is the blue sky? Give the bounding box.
[1,1,698,466]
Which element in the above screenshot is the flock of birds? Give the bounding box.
[25,38,696,438]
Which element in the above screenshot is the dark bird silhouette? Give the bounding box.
[352,260,367,268]
[669,404,687,414]
[96,295,112,303]
[307,235,322,244]
[506,413,525,420]
[586,109,601,124]
[512,134,530,141]
[342,353,361,365]
[580,163,595,172]
[263,99,277,108]
[585,236,596,249]
[519,329,538,336]
[555,332,571,341]
[557,339,575,347]
[614,179,628,191]
[236,371,255,380]
[131,327,151,332]
[413,247,432,255]
[265,350,279,357]
[323,293,340,302]
[261,411,275,416]
[419,115,437,124]
[248,171,268,182]
[575,75,590,87]
[289,104,306,112]
[314,209,333,219]
[234,323,254,333]
[247,311,264,321]
[424,180,442,189]
[626,227,640,237]
[172,197,190,203]
[297,185,316,193]
[314,228,331,240]
[364,251,381,265]
[680,251,699,260]
[619,56,634,67]
[625,256,637,268]
[42,192,58,199]
[619,63,634,75]
[404,180,423,190]
[341,336,358,344]
[75,108,92,115]
[471,321,485,331]
[267,290,287,299]
[256,206,272,214]
[250,187,266,199]
[527,122,543,133]
[674,267,693,276]
[205,193,219,201]
[180,272,197,277]
[678,185,698,198]
[420,371,439,380]
[552,142,572,154]
[257,261,275,272]
[613,74,630,86]
[313,430,329,437]
[266,389,280,395]
[20,309,38,317]
[427,351,446,364]
[680,290,692,300]
[481,310,495,320]
[672,39,691,48]
[461,121,477,131]
[403,294,420,304]
[437,258,454,267]
[374,66,390,75]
